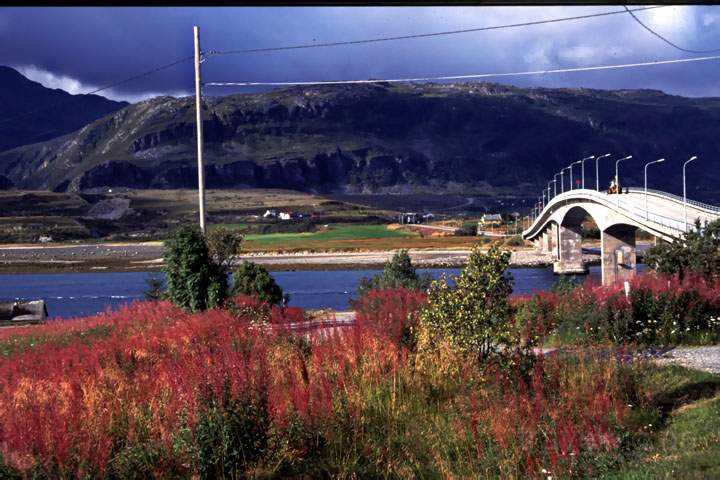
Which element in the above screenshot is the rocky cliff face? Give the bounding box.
[1,82,719,200]
[0,66,128,152]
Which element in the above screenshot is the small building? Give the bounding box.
[479,214,503,225]
[38,235,53,243]
[263,209,278,219]
[279,212,293,221]
[399,212,419,224]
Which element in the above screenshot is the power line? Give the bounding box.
[207,5,667,56]
[623,5,720,54]
[204,54,720,87]
[0,56,194,128]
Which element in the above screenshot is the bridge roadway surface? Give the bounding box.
[522,187,720,285]
[523,187,720,242]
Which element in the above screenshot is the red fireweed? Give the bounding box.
[0,291,649,478]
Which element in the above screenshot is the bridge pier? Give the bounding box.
[601,224,637,286]
[553,223,587,275]
[549,222,559,260]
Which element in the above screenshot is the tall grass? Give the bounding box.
[0,292,661,478]
[516,272,720,346]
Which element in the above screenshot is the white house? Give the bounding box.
[279,212,292,220]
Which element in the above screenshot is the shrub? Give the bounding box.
[420,244,514,360]
[163,225,227,312]
[143,275,165,301]
[195,382,270,479]
[206,226,244,271]
[358,249,432,295]
[503,235,525,247]
[645,218,720,281]
[353,288,428,350]
[231,261,285,306]
[455,225,478,236]
[515,272,720,346]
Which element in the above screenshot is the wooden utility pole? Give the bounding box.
[194,25,206,234]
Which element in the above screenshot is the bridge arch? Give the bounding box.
[524,189,720,285]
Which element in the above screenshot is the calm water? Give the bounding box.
[0,265,648,319]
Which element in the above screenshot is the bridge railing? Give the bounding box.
[527,189,688,237]
[626,187,720,215]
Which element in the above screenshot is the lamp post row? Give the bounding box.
[531,155,699,232]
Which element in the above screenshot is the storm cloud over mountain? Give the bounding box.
[1,6,720,102]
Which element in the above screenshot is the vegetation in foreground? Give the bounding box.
[0,221,717,478]
[0,237,718,478]
[0,295,693,479]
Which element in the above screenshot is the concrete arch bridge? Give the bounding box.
[522,188,720,285]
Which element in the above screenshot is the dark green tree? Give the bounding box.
[206,227,244,272]
[231,261,285,306]
[163,225,228,312]
[358,249,432,295]
[645,218,720,281]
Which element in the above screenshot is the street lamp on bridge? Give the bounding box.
[548,180,555,201]
[561,167,571,193]
[644,158,665,220]
[683,155,698,232]
[580,155,594,189]
[615,155,632,206]
[595,153,611,191]
[569,160,582,190]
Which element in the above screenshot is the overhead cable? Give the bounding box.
[623,5,720,54]
[207,5,667,56]
[204,54,720,87]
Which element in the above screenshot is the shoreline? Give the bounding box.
[0,244,612,274]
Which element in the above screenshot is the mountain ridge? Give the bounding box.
[1,81,719,201]
[0,66,128,154]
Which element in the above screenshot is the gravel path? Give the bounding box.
[652,346,720,374]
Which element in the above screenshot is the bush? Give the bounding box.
[503,235,525,247]
[206,227,244,271]
[358,249,432,295]
[195,382,270,479]
[515,272,720,346]
[231,261,285,306]
[420,244,515,360]
[143,275,165,301]
[163,225,227,312]
[455,225,478,236]
[645,218,720,281]
[353,288,428,350]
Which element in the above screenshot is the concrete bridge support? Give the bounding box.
[549,222,558,260]
[601,224,637,285]
[539,223,559,257]
[553,223,587,274]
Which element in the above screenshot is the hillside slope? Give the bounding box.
[1,82,719,201]
[0,66,128,154]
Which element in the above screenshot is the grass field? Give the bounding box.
[604,366,720,479]
[244,224,414,243]
[238,223,493,251]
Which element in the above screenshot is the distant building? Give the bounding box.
[479,214,503,225]
[399,212,419,224]
[263,209,278,218]
[38,235,53,243]
[279,212,293,220]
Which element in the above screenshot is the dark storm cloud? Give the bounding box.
[1,5,720,102]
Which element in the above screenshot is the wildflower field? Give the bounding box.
[0,281,718,478]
